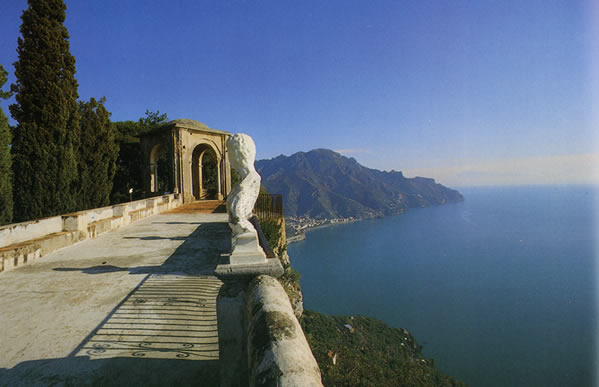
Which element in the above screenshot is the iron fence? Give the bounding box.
[253,194,284,219]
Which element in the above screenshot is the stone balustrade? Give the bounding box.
[246,275,322,386]
[0,194,181,273]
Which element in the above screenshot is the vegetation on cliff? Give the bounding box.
[301,310,465,387]
[258,216,304,316]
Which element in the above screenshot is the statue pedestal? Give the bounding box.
[228,232,266,264]
[215,232,283,279]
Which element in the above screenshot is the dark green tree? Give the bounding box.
[78,97,118,209]
[110,110,168,203]
[0,65,13,225]
[139,110,169,194]
[111,120,142,204]
[138,110,168,132]
[9,0,80,221]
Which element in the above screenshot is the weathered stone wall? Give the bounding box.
[246,275,322,387]
[0,194,182,273]
[0,216,63,248]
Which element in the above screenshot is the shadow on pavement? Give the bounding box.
[54,222,231,276]
[0,356,219,386]
[2,221,231,386]
[122,235,188,241]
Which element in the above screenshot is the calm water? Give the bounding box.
[289,185,597,387]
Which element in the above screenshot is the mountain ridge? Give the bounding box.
[255,149,463,219]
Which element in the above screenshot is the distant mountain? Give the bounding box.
[255,149,463,219]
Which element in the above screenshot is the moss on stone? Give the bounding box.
[249,309,298,375]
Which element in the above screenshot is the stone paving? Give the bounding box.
[0,210,230,386]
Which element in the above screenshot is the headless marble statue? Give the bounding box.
[226,133,265,262]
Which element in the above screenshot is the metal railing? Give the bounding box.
[253,194,283,219]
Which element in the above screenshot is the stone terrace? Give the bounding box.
[0,209,230,386]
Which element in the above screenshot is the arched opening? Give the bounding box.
[191,144,220,200]
[149,144,169,193]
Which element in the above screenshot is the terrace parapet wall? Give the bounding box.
[0,194,182,273]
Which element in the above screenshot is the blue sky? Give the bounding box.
[0,0,597,186]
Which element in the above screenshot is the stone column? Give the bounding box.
[150,164,158,192]
[172,129,180,195]
[197,161,203,199]
[217,158,222,200]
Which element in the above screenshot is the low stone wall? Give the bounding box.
[0,216,64,248]
[0,194,182,273]
[246,275,322,387]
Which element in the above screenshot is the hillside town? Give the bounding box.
[285,215,359,243]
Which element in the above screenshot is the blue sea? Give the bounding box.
[288,185,597,387]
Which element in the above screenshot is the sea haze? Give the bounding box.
[288,185,597,387]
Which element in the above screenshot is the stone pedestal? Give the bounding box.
[228,232,266,265]
[216,231,283,279]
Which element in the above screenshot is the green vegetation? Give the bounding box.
[285,267,301,282]
[78,97,118,209]
[301,310,465,387]
[111,120,143,203]
[201,149,218,197]
[259,218,283,254]
[0,65,13,225]
[9,0,81,221]
[111,110,168,203]
[256,215,303,312]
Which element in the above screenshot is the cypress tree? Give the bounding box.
[0,65,13,225]
[9,0,80,221]
[78,97,118,209]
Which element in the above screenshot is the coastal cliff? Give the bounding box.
[256,149,463,219]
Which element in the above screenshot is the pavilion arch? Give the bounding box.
[149,143,168,193]
[191,143,221,200]
[140,119,231,203]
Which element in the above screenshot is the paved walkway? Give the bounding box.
[0,211,230,386]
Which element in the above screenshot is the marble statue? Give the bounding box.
[226,133,264,261]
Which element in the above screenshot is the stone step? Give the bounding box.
[164,200,226,214]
